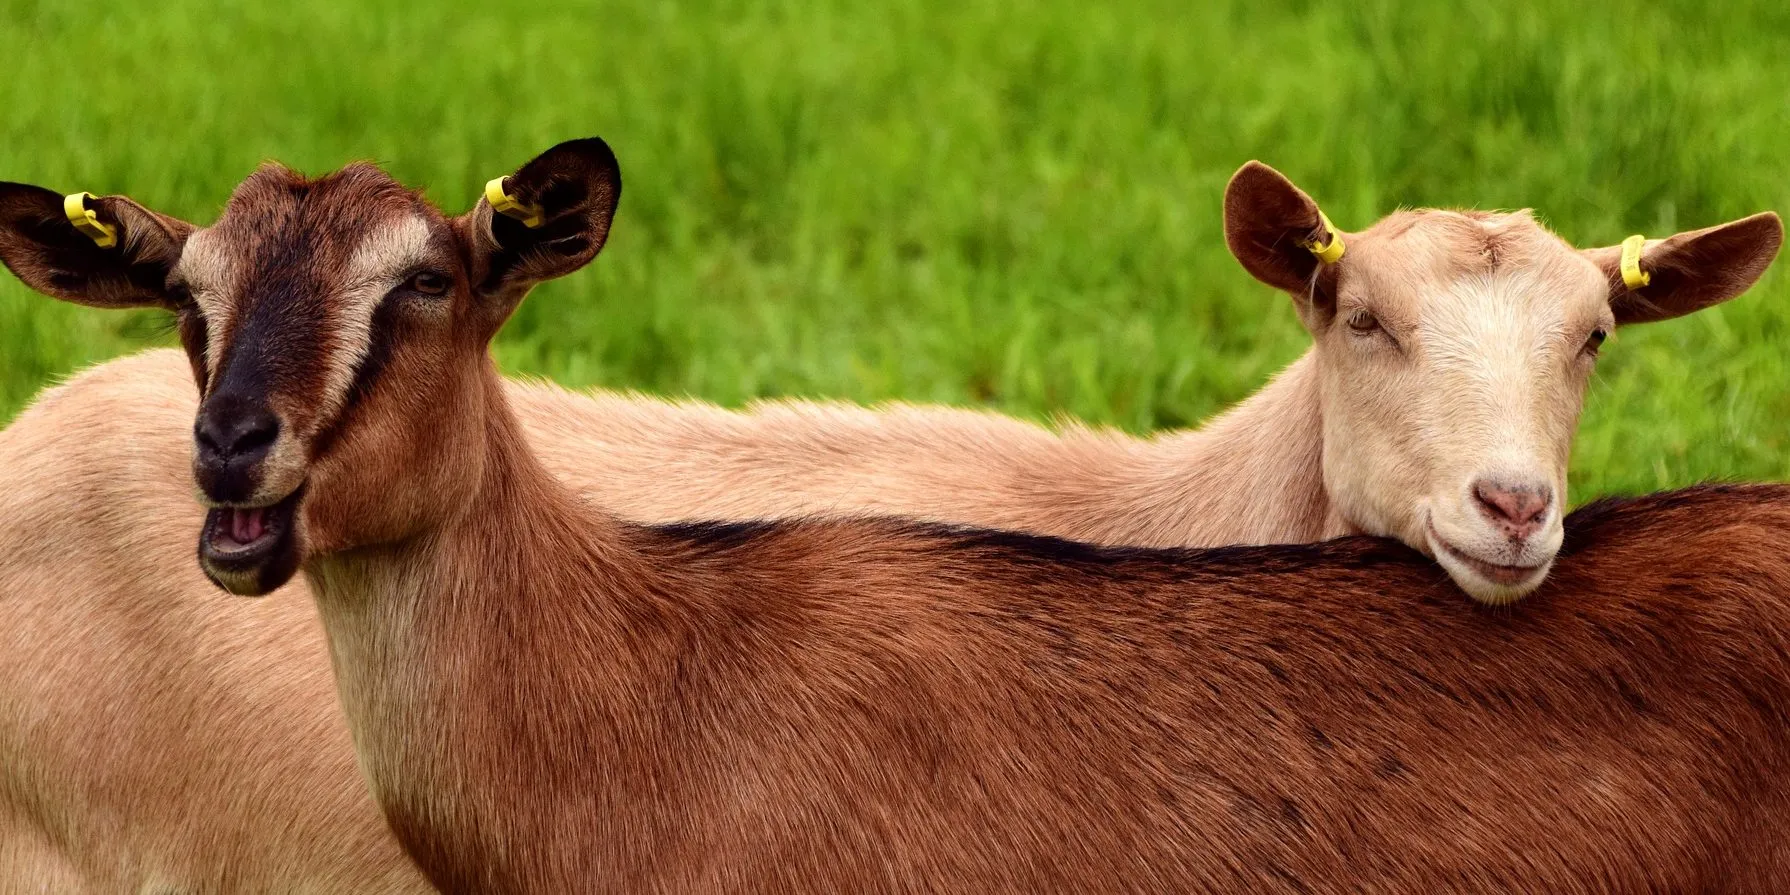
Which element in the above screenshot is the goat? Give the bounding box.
[6,138,1790,892]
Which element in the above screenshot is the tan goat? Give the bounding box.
[7,139,1790,892]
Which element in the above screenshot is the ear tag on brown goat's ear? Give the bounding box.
[484,176,545,229]
[1620,234,1651,289]
[1301,210,1345,264]
[63,192,118,249]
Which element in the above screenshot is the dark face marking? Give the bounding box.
[178,165,463,594]
[173,301,210,394]
[180,166,454,463]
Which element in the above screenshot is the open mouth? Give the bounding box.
[200,486,304,577]
[1426,520,1547,588]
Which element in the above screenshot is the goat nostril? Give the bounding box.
[1472,480,1552,528]
[232,414,278,455]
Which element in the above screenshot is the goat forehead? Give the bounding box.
[1424,251,1605,341]
[1353,216,1599,329]
[1422,271,1569,359]
[196,165,434,277]
[1365,210,1576,279]
[227,209,434,356]
[186,169,433,332]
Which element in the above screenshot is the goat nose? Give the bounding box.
[1471,478,1552,540]
[195,400,280,462]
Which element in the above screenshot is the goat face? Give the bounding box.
[1225,162,1782,604]
[1311,218,1612,605]
[0,139,623,596]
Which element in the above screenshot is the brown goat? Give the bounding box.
[6,139,1790,892]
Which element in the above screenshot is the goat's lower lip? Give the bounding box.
[200,488,302,573]
[1427,522,1546,586]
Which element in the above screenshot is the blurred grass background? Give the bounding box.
[2,0,1787,501]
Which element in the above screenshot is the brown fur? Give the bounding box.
[0,148,1782,890]
[329,383,1790,891]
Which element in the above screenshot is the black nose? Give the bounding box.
[197,399,279,460]
[195,395,280,501]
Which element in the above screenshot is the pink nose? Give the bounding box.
[1471,479,1552,541]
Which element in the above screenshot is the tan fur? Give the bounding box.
[0,152,1779,889]
[0,359,420,893]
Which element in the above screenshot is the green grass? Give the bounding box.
[3,0,1788,503]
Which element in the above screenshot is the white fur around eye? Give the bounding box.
[314,215,437,420]
[173,231,241,377]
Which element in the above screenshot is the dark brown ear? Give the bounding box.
[1582,212,1783,325]
[1223,161,1341,296]
[457,137,622,319]
[0,182,192,309]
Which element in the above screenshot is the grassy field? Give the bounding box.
[2,0,1787,502]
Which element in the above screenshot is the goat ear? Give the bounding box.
[458,137,622,315]
[1583,212,1783,326]
[1223,161,1343,299]
[0,182,192,309]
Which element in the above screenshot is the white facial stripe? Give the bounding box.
[348,213,437,288]
[315,214,436,425]
[174,229,241,383]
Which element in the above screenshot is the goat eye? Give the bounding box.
[407,272,450,296]
[1584,327,1608,356]
[1345,309,1380,334]
[166,282,195,309]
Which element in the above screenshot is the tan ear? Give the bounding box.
[0,182,192,309]
[456,137,622,320]
[1582,212,1783,325]
[1223,161,1343,297]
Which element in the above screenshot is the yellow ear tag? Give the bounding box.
[63,192,118,249]
[1302,210,1345,264]
[484,177,545,229]
[1620,234,1651,289]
